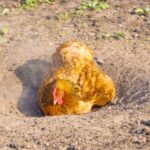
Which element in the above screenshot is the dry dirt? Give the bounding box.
[0,0,150,150]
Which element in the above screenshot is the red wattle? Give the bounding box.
[57,97,64,105]
[52,87,64,105]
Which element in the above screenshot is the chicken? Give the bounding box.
[39,79,93,115]
[38,41,116,116]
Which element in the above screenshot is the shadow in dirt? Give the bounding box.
[14,52,62,117]
[14,59,50,117]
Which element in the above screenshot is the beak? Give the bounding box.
[53,99,58,105]
[53,97,64,105]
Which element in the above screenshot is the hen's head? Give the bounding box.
[52,80,74,105]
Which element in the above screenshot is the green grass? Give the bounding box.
[79,0,109,11]
[56,11,72,20]
[0,26,9,43]
[0,27,9,35]
[134,6,150,15]
[21,0,54,10]
[0,7,10,15]
[73,0,109,17]
[111,32,125,40]
[55,0,109,20]
[101,32,125,40]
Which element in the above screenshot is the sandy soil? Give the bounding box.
[0,0,150,149]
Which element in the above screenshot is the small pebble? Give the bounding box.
[141,120,150,127]
[7,143,17,149]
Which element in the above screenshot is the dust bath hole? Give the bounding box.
[14,58,149,117]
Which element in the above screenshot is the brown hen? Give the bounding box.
[39,41,116,116]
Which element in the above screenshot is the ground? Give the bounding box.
[0,0,150,150]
